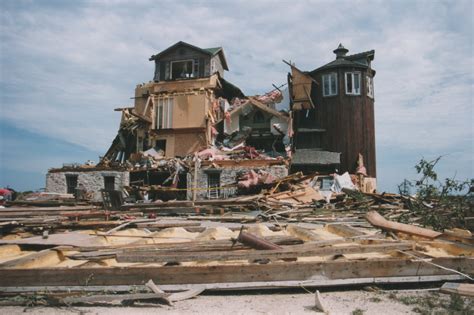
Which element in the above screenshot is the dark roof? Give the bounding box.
[310,58,367,73]
[346,50,375,62]
[292,149,341,165]
[149,41,229,70]
[310,48,375,74]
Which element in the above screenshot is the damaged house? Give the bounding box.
[46,42,376,202]
[46,41,289,201]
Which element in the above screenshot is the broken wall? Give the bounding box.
[45,170,129,201]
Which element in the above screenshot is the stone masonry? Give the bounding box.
[46,170,130,201]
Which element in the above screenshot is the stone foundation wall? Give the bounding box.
[187,165,288,200]
[45,170,130,201]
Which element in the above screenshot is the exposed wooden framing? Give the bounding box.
[0,257,470,287]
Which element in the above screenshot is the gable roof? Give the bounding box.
[149,41,229,70]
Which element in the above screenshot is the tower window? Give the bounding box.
[322,73,338,97]
[345,72,361,95]
[366,76,374,98]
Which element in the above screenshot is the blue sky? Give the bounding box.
[0,0,472,192]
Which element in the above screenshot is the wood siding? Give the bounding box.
[300,66,376,177]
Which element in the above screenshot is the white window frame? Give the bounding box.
[345,72,361,95]
[170,59,194,79]
[322,73,338,97]
[366,75,374,99]
[155,97,174,129]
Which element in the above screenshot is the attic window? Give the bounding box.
[322,73,337,97]
[345,72,361,95]
[171,60,194,79]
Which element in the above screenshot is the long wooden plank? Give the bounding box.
[116,243,412,263]
[0,275,465,293]
[0,257,470,287]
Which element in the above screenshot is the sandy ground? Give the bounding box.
[2,288,472,315]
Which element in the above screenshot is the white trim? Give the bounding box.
[366,75,374,99]
[170,59,195,79]
[322,73,338,97]
[345,72,361,95]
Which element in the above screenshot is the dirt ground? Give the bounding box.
[1,288,472,315]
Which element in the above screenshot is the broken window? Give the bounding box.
[322,73,337,97]
[104,176,115,191]
[207,173,221,199]
[155,139,166,154]
[156,97,174,129]
[366,75,374,98]
[345,72,361,95]
[171,60,194,79]
[65,175,78,194]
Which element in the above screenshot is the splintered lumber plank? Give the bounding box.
[68,236,306,260]
[0,257,471,287]
[0,248,59,268]
[366,211,442,239]
[419,241,474,257]
[325,224,366,237]
[116,243,413,263]
[440,282,474,297]
[286,225,324,241]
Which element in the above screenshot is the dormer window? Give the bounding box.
[322,73,338,97]
[345,72,361,95]
[171,60,194,79]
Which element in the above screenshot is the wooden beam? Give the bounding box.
[0,275,465,293]
[0,257,471,287]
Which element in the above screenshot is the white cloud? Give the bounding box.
[0,0,472,185]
